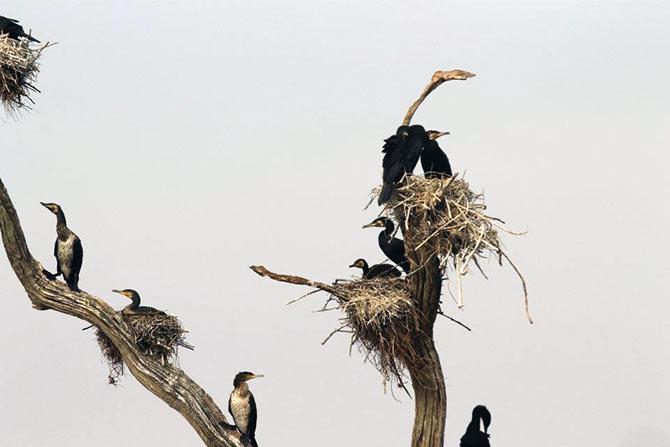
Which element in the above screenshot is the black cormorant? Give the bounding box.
[460,405,492,447]
[362,217,410,273]
[379,124,430,205]
[112,289,166,315]
[41,202,83,291]
[421,130,452,179]
[349,258,402,279]
[229,371,263,447]
[0,16,39,42]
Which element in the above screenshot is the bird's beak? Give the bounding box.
[40,202,49,209]
[349,264,356,268]
[431,131,450,140]
[250,374,264,380]
[112,289,129,299]
[362,220,382,229]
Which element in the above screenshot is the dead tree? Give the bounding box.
[0,176,249,447]
[252,69,529,447]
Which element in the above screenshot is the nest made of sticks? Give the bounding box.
[95,312,192,384]
[318,277,423,388]
[0,34,47,112]
[376,174,531,322]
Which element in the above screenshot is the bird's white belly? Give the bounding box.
[230,393,250,433]
[57,236,75,277]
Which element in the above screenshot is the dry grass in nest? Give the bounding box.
[374,174,532,323]
[0,35,48,112]
[316,277,423,389]
[95,313,193,384]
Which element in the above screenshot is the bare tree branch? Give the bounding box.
[402,69,476,126]
[0,176,247,447]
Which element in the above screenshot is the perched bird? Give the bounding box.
[0,16,40,42]
[421,130,452,179]
[362,217,410,273]
[349,258,402,279]
[112,289,166,315]
[41,202,83,291]
[229,371,263,447]
[379,124,430,205]
[460,405,492,447]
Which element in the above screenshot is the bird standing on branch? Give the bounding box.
[349,258,402,279]
[229,372,263,447]
[0,16,40,42]
[362,217,410,273]
[41,202,83,291]
[460,405,492,447]
[421,130,452,179]
[379,124,430,205]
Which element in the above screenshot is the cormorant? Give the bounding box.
[362,217,410,273]
[112,289,166,315]
[421,130,452,179]
[460,405,492,447]
[379,124,430,205]
[0,16,40,42]
[349,258,402,279]
[41,202,83,291]
[229,371,263,447]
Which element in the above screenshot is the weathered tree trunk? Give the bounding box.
[0,176,247,447]
[406,231,446,447]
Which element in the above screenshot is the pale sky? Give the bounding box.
[1,1,669,447]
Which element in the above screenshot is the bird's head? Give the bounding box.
[233,371,264,387]
[427,130,450,140]
[395,125,410,138]
[349,258,368,270]
[473,405,491,433]
[40,202,62,215]
[362,217,389,229]
[112,289,140,301]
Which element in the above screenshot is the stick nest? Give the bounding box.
[322,277,423,388]
[0,35,47,112]
[376,174,531,322]
[96,313,193,384]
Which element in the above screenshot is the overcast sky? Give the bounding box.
[1,1,669,446]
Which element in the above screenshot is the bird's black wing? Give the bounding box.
[402,131,427,174]
[387,238,410,273]
[53,239,62,275]
[248,392,258,439]
[381,135,404,183]
[72,236,84,278]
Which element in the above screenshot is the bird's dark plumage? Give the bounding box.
[41,202,83,291]
[421,131,452,179]
[229,371,262,447]
[379,124,429,204]
[0,16,39,42]
[460,405,492,447]
[350,258,402,279]
[362,217,410,273]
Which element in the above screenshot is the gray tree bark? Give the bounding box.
[0,176,247,447]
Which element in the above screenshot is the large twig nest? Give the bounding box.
[375,174,532,322]
[319,278,424,388]
[0,35,48,112]
[96,313,192,384]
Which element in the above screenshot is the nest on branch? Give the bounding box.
[0,35,48,112]
[95,313,193,384]
[374,174,531,322]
